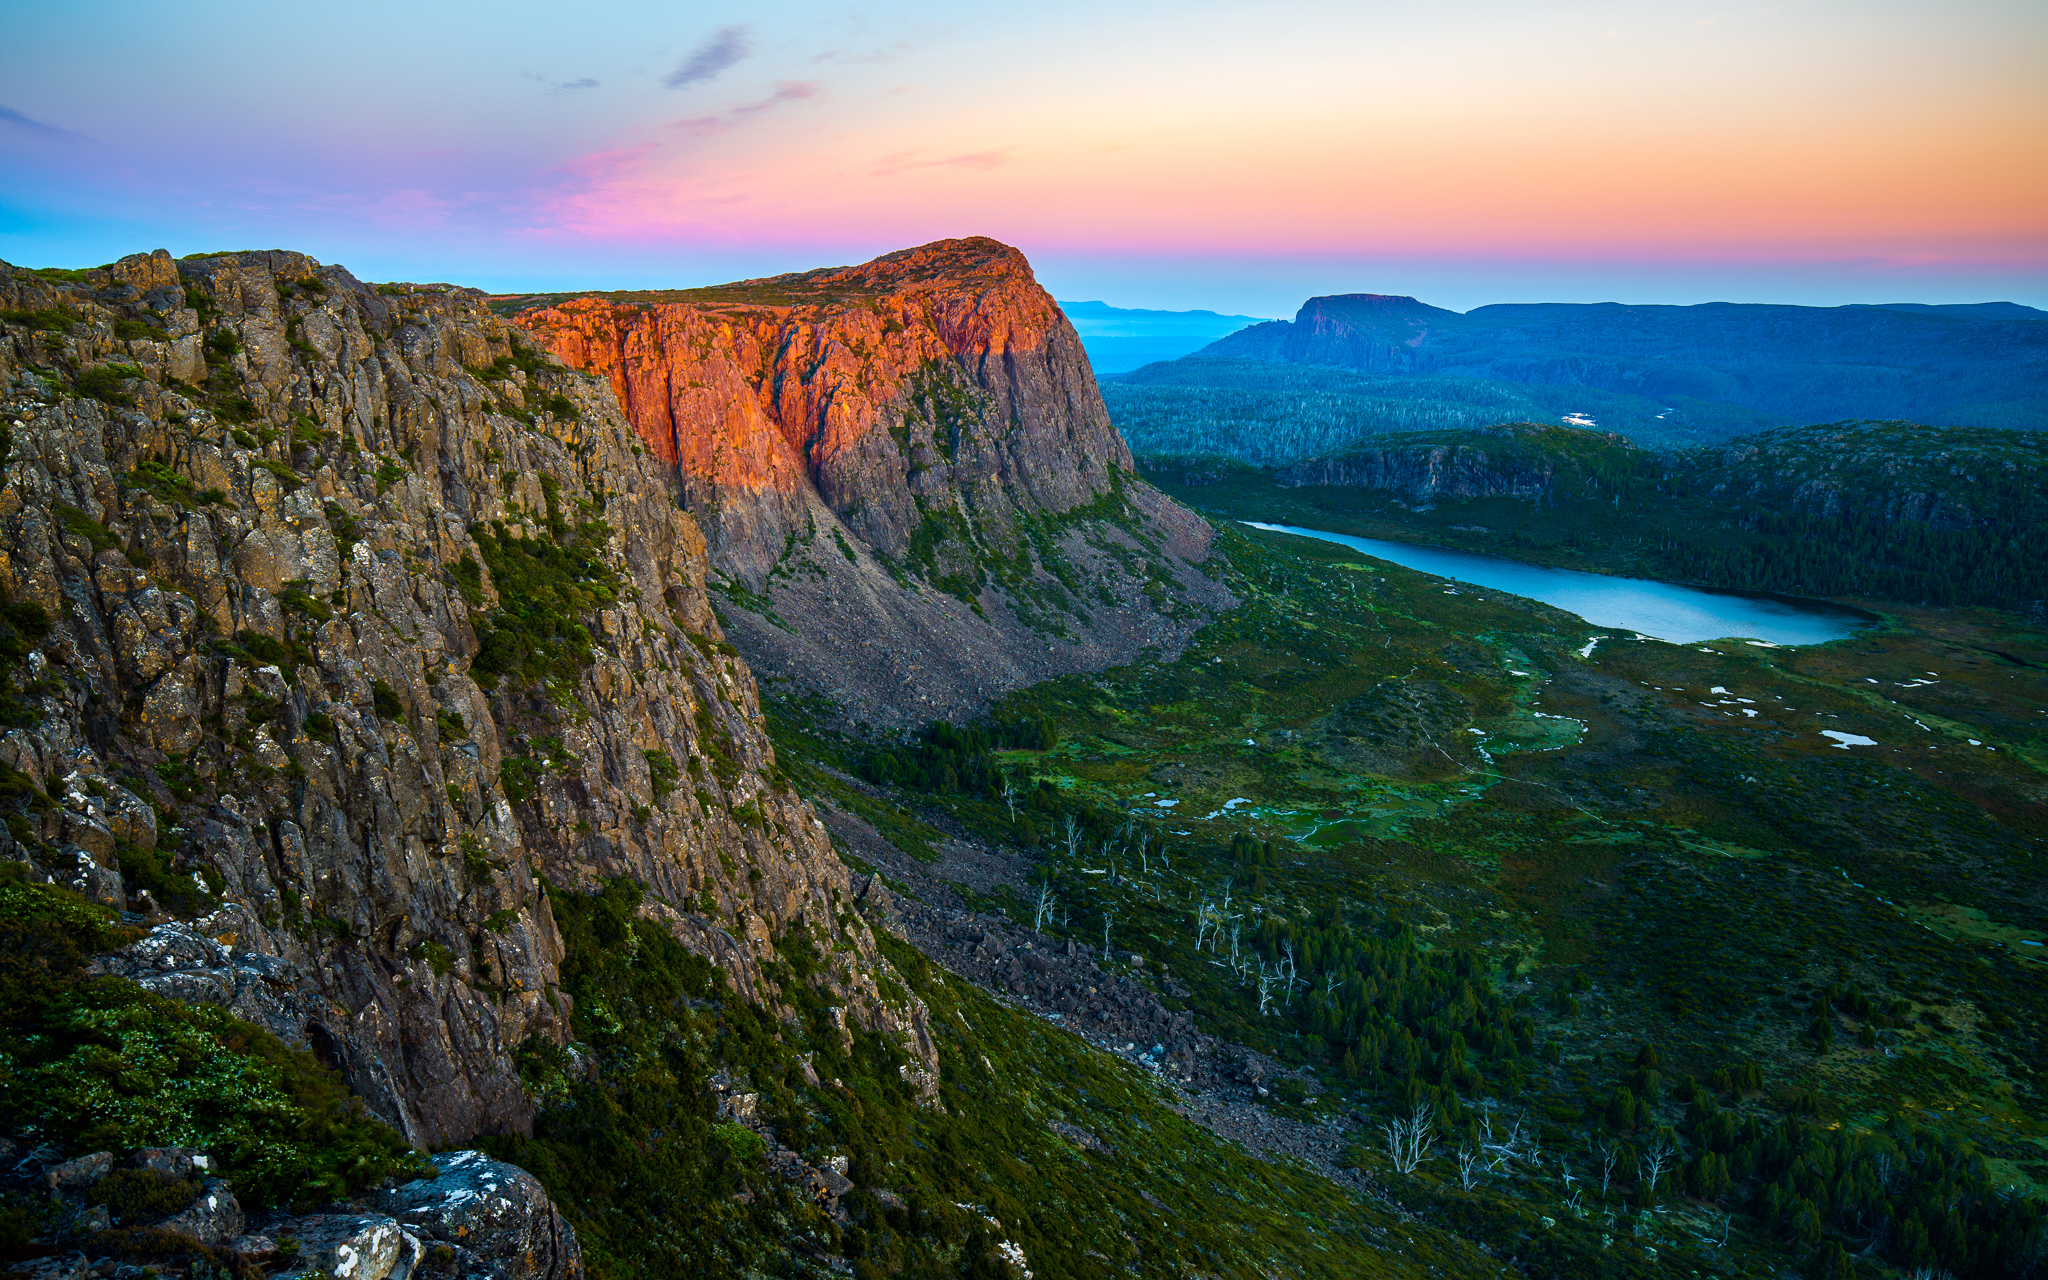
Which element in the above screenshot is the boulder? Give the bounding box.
[279,1213,408,1280]
[55,1203,110,1238]
[129,1148,212,1179]
[375,1151,581,1280]
[150,1178,243,1248]
[43,1152,112,1192]
[1,1252,96,1280]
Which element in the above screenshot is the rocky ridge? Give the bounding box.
[1681,419,2048,534]
[507,237,1233,728]
[1195,291,2048,430]
[1275,422,1644,504]
[0,248,932,1152]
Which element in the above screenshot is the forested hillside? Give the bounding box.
[1142,420,2048,614]
[1103,358,1773,459]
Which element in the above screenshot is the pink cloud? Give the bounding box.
[669,82,822,135]
[870,148,1014,177]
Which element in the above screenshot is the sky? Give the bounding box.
[3,0,2044,314]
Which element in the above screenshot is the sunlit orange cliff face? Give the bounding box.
[508,237,1226,729]
[513,237,1132,579]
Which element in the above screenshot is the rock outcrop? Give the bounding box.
[510,237,1232,728]
[1682,420,2046,534]
[0,249,931,1149]
[375,1151,581,1280]
[0,1137,573,1280]
[1276,422,1642,503]
[1205,294,1460,373]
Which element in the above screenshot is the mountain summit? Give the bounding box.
[1187,291,2047,431]
[506,237,1231,727]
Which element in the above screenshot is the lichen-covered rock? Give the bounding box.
[374,1150,579,1280]
[0,248,933,1148]
[129,1148,212,1179]
[0,1252,96,1280]
[276,1213,408,1280]
[41,1152,111,1192]
[149,1177,244,1247]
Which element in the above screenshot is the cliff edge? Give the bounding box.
[0,249,932,1151]
[508,238,1233,728]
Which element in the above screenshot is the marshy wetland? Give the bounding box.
[774,517,2048,1278]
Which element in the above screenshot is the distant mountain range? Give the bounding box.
[1142,292,2047,453]
[1058,300,1273,374]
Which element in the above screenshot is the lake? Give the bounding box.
[1243,522,1872,646]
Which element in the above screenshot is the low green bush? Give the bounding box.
[91,1168,198,1225]
[74,365,143,408]
[0,867,426,1210]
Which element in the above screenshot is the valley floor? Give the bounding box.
[759,519,2048,1279]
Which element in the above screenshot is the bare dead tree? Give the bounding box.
[1638,1138,1675,1203]
[1000,777,1018,821]
[1456,1142,1482,1190]
[1382,1102,1435,1175]
[1596,1138,1620,1197]
[1033,881,1057,933]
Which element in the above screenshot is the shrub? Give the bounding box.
[0,867,426,1210]
[644,750,680,801]
[75,365,143,408]
[112,319,167,342]
[115,841,215,916]
[467,519,620,689]
[122,459,208,508]
[92,1168,198,1225]
[0,306,77,333]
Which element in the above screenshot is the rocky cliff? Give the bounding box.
[507,238,1232,728]
[1276,422,1646,503]
[1682,420,2047,534]
[1204,294,1459,373]
[0,249,931,1151]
